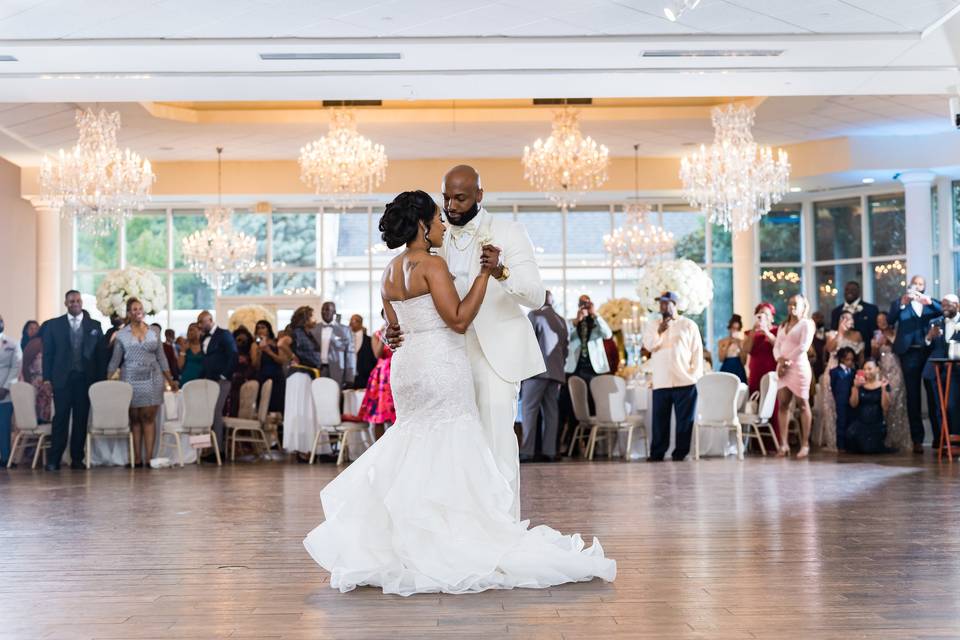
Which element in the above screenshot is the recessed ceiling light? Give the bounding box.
[158,146,174,151]
[789,186,802,192]
[259,52,402,60]
[862,177,875,184]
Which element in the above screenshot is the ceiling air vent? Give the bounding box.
[322,100,382,107]
[0,55,17,62]
[533,98,593,106]
[260,52,401,60]
[641,49,784,58]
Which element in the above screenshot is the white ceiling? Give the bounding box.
[0,0,957,38]
[0,95,953,166]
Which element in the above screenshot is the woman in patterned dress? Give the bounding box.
[814,311,864,451]
[873,311,910,451]
[358,316,396,440]
[107,298,178,467]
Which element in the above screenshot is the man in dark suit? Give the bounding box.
[348,314,377,390]
[831,281,879,359]
[41,290,104,470]
[521,291,569,462]
[830,347,857,452]
[197,310,237,456]
[922,294,960,452]
[888,275,943,453]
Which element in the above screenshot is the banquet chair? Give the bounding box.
[224,379,274,461]
[738,372,780,456]
[7,381,51,469]
[588,375,646,461]
[235,379,260,420]
[160,379,221,467]
[693,372,744,461]
[309,378,371,465]
[86,381,135,469]
[566,376,596,458]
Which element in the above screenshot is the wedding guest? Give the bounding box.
[358,313,396,441]
[831,281,879,358]
[285,306,330,463]
[847,360,897,454]
[810,310,828,381]
[41,291,105,470]
[108,299,177,467]
[253,320,285,413]
[20,321,52,423]
[311,301,355,389]
[103,313,124,346]
[718,314,747,384]
[197,310,237,458]
[872,311,910,450]
[743,302,780,448]
[815,311,865,450]
[177,323,204,386]
[0,314,22,467]
[228,325,258,417]
[773,294,815,458]
[521,290,568,463]
[20,320,38,351]
[349,314,377,390]
[642,291,703,462]
[922,294,960,452]
[888,274,942,453]
[152,322,180,382]
[603,336,620,375]
[164,329,178,356]
[564,294,613,401]
[829,346,857,452]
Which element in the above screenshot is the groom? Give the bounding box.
[387,165,546,519]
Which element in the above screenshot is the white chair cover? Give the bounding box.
[178,379,220,432]
[10,381,40,433]
[88,381,134,435]
[283,373,324,454]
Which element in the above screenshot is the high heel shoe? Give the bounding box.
[777,445,790,457]
[796,446,810,459]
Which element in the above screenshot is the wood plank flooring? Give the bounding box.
[2,452,959,639]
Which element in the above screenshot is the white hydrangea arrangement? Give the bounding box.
[597,298,639,332]
[228,305,277,333]
[95,268,167,318]
[636,259,714,315]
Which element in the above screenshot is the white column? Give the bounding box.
[898,171,937,285]
[936,176,954,294]
[732,226,757,321]
[31,199,62,321]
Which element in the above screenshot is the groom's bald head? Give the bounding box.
[442,165,483,227]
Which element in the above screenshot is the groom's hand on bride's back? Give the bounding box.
[385,323,404,350]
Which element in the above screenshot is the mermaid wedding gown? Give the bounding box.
[303,293,616,596]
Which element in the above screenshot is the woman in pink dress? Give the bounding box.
[358,326,396,440]
[773,294,816,458]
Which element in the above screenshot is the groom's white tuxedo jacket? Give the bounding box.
[440,209,546,383]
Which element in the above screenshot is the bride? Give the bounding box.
[303,190,616,595]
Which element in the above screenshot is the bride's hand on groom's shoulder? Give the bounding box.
[385,323,404,349]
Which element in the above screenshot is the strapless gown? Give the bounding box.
[303,294,616,596]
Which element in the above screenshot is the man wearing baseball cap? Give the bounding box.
[922,293,960,452]
[641,291,704,461]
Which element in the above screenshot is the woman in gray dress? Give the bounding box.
[107,298,178,467]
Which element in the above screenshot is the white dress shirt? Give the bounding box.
[353,330,363,353]
[642,315,704,390]
[318,323,333,364]
[69,313,82,331]
[202,324,217,354]
[911,299,923,318]
[445,212,482,301]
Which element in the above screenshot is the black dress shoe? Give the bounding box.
[313,454,337,463]
[70,461,86,470]
[44,463,61,471]
[519,455,534,463]
[2,462,15,469]
[646,456,664,462]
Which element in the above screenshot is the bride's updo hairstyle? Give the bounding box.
[379,190,437,249]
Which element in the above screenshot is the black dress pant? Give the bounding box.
[897,349,928,445]
[650,384,698,461]
[51,371,90,464]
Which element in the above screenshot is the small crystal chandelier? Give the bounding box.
[298,109,388,209]
[604,144,675,266]
[39,108,154,236]
[522,108,609,210]
[181,148,257,295]
[679,103,790,232]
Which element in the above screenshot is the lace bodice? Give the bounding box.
[391,294,448,335]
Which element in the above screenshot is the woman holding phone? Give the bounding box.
[743,303,780,449]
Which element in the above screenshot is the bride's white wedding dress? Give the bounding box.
[303,293,616,596]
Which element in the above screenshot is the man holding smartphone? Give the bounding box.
[564,294,613,396]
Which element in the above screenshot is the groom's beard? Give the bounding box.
[444,202,480,227]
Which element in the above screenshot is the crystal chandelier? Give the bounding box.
[522,108,609,210]
[39,108,155,236]
[298,109,388,209]
[679,103,790,232]
[604,144,675,266]
[181,148,257,295]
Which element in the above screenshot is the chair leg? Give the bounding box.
[230,431,237,462]
[211,431,222,466]
[8,432,21,468]
[336,433,347,465]
[735,423,744,460]
[128,433,135,469]
[309,431,322,464]
[693,423,700,460]
[32,434,44,469]
[586,426,599,460]
[567,424,581,457]
[754,424,767,456]
[766,421,780,452]
[174,434,184,467]
[85,433,92,469]
[624,426,634,462]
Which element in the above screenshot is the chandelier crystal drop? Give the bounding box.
[605,144,675,266]
[522,108,609,210]
[39,108,155,236]
[679,103,790,232]
[181,148,257,295]
[298,109,388,209]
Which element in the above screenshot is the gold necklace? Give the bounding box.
[450,225,478,252]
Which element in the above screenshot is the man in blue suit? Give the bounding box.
[830,347,857,452]
[831,281,879,359]
[922,294,960,452]
[888,275,942,453]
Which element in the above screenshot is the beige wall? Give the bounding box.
[0,157,37,337]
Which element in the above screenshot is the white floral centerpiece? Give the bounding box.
[636,259,714,315]
[228,305,277,333]
[597,298,640,332]
[95,267,167,318]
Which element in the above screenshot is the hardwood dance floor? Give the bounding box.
[2,453,959,639]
